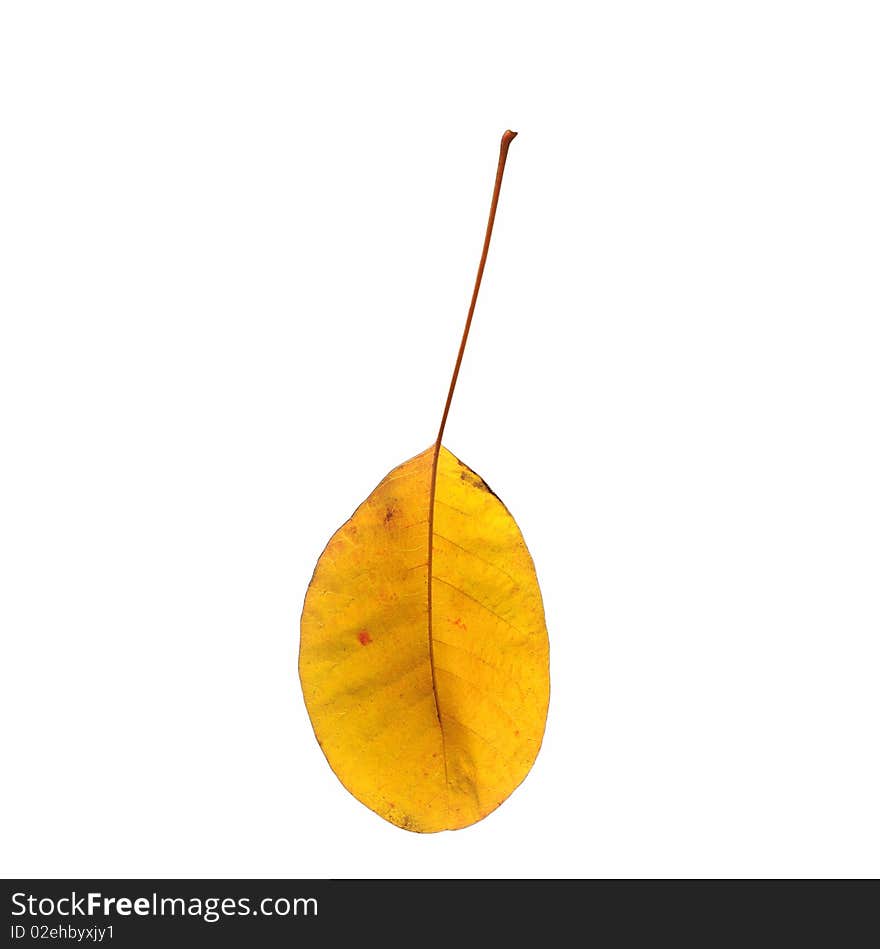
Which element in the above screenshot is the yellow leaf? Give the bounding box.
[300,446,549,832]
[299,131,550,831]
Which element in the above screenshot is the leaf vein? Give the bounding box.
[433,531,521,587]
[434,498,470,517]
[432,637,526,698]
[431,576,529,638]
[434,664,520,731]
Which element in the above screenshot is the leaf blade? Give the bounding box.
[299,446,549,832]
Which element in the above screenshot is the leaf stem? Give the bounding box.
[435,129,518,449]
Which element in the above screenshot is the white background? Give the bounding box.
[2,2,878,879]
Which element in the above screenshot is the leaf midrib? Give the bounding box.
[426,443,449,807]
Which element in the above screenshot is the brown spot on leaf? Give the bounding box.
[384,507,395,523]
[460,468,496,496]
[357,630,373,646]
